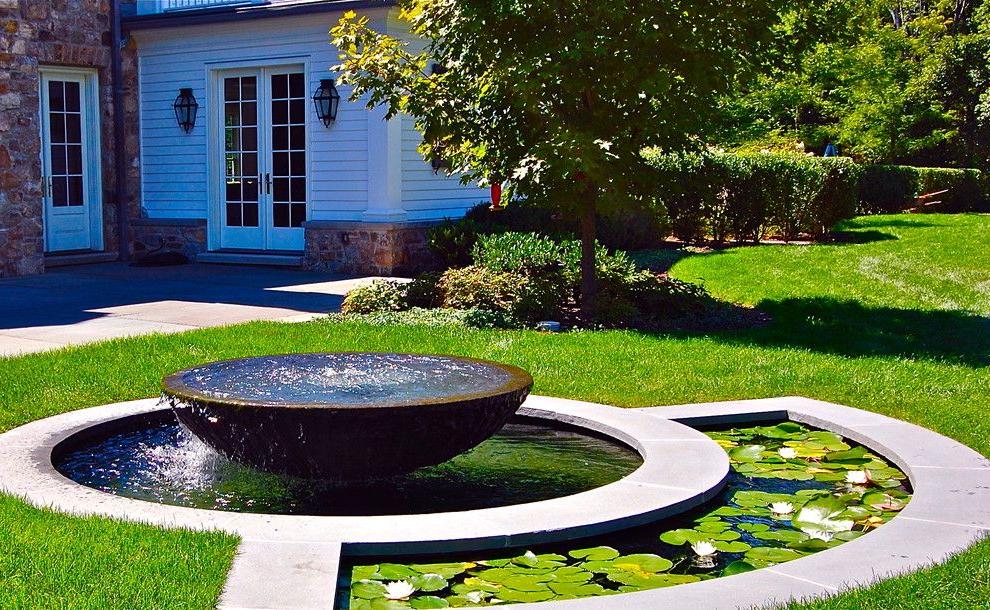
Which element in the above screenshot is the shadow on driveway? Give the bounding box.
[0,263,380,355]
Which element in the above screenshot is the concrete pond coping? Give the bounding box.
[0,395,987,609]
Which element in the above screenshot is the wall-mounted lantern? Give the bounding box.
[313,79,341,127]
[173,88,198,134]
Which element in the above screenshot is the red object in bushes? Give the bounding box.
[490,183,503,211]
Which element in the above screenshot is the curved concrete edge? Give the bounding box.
[0,395,729,552]
[504,396,990,610]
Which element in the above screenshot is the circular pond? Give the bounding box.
[54,412,642,516]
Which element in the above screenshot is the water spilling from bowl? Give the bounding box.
[55,413,642,515]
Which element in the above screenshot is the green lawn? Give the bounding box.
[1,213,988,608]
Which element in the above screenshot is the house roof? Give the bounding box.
[123,0,395,32]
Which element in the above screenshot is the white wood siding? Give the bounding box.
[393,14,486,219]
[134,8,483,226]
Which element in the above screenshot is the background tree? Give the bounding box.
[720,0,990,169]
[331,0,781,317]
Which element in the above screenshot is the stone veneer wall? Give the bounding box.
[130,218,207,260]
[0,0,140,277]
[303,221,436,276]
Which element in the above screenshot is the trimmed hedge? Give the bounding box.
[427,155,988,259]
[645,151,862,242]
[858,165,989,213]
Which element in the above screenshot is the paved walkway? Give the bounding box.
[0,263,378,357]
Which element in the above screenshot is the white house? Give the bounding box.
[0,0,483,278]
[127,0,484,273]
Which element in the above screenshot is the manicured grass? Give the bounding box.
[0,496,236,609]
[0,213,988,608]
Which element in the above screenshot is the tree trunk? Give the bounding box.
[579,191,598,321]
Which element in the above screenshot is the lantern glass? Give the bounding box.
[313,79,341,127]
[173,88,198,134]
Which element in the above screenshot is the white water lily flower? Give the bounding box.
[384,581,416,601]
[771,501,795,516]
[778,447,798,459]
[691,540,718,557]
[845,470,869,485]
[801,528,835,542]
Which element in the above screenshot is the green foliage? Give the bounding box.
[404,272,443,309]
[472,232,644,323]
[914,167,989,212]
[720,0,990,170]
[858,165,989,213]
[646,151,862,241]
[332,0,782,312]
[329,307,518,330]
[438,266,525,315]
[427,219,480,268]
[331,0,781,215]
[340,280,407,315]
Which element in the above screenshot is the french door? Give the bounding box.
[219,66,307,251]
[40,69,101,252]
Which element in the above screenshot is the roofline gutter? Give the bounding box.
[122,0,394,33]
[111,0,130,262]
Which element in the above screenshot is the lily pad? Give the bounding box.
[494,588,555,603]
[824,446,869,463]
[409,596,449,609]
[409,573,448,593]
[502,573,554,591]
[352,580,389,600]
[713,540,752,553]
[792,496,855,532]
[551,566,594,583]
[612,554,674,573]
[609,571,701,589]
[548,581,608,597]
[722,560,757,576]
[353,565,380,581]
[744,547,805,563]
[728,445,766,462]
[752,529,809,543]
[377,564,419,580]
[567,546,620,561]
[410,563,473,579]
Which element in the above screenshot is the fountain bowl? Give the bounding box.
[162,353,533,480]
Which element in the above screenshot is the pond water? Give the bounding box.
[54,414,642,516]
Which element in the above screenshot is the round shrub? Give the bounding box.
[340,280,407,315]
[627,271,715,320]
[438,266,524,314]
[404,272,443,308]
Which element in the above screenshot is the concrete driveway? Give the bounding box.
[0,263,379,357]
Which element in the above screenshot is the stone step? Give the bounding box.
[196,251,303,267]
[44,251,119,268]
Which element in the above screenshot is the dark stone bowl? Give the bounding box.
[162,353,533,480]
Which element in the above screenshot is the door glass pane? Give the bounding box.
[270,71,306,229]
[223,76,259,228]
[47,79,84,207]
[52,176,68,207]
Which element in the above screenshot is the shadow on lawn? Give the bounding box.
[828,229,898,244]
[704,297,990,368]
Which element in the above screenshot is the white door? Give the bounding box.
[219,67,307,251]
[40,69,101,252]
